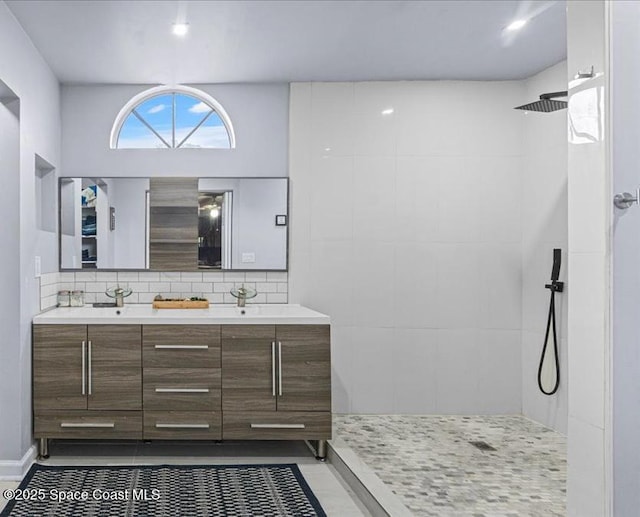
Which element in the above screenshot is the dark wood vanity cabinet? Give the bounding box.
[33,324,142,439]
[221,324,331,440]
[33,323,331,452]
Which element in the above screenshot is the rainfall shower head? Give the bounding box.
[514,91,568,113]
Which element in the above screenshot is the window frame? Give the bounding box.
[110,85,236,149]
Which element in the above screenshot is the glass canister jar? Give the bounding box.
[70,290,85,307]
[57,290,71,307]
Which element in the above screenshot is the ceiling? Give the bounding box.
[6,0,566,85]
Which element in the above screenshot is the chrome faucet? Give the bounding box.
[105,286,132,307]
[230,285,256,307]
[236,287,248,307]
[113,287,126,307]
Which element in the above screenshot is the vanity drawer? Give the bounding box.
[143,411,221,440]
[222,411,331,440]
[34,411,142,439]
[143,368,221,410]
[143,325,220,368]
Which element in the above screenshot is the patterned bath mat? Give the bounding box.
[1,463,326,517]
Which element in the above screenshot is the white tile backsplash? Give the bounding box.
[267,271,288,282]
[84,281,107,293]
[40,272,58,286]
[223,272,245,282]
[159,272,181,281]
[180,272,202,281]
[96,272,117,281]
[137,272,161,281]
[190,282,213,292]
[245,272,267,282]
[256,282,277,293]
[116,272,139,281]
[39,271,288,309]
[213,282,234,293]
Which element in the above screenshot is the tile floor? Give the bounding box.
[0,440,367,516]
[334,414,566,517]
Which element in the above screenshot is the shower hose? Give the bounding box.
[538,248,563,396]
[537,286,560,396]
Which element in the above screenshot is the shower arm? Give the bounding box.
[539,91,568,100]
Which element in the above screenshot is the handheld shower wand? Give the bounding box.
[538,249,563,396]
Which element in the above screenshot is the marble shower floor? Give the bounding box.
[333,415,566,517]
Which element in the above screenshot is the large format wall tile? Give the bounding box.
[288,78,564,416]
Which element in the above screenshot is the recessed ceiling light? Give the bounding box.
[172,23,189,36]
[506,19,527,31]
[381,108,394,115]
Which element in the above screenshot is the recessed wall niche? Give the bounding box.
[0,79,20,119]
[35,154,56,233]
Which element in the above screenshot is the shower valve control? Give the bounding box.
[614,189,640,210]
[545,281,564,293]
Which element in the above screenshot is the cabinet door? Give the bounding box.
[87,325,142,410]
[276,325,331,412]
[222,325,276,412]
[33,325,88,410]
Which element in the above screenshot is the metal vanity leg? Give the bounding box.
[316,440,327,461]
[39,438,49,459]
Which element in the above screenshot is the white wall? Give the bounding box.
[610,2,640,515]
[566,1,611,516]
[521,61,569,434]
[62,83,289,178]
[289,81,526,414]
[0,81,22,471]
[0,1,61,477]
[34,155,57,273]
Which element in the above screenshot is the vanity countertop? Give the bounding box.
[33,304,330,325]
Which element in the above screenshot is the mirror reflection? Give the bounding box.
[59,177,288,271]
[198,191,230,269]
[60,177,149,269]
[197,178,288,270]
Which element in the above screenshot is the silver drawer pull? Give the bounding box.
[154,345,209,350]
[278,341,283,396]
[155,423,210,429]
[81,341,86,395]
[154,388,210,393]
[60,422,115,428]
[271,341,276,397]
[250,423,306,429]
[88,340,92,395]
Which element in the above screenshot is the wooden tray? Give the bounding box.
[152,300,210,309]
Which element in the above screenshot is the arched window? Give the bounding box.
[110,85,235,149]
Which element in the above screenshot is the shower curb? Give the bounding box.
[327,437,413,517]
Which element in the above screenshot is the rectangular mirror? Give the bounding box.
[59,177,288,271]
